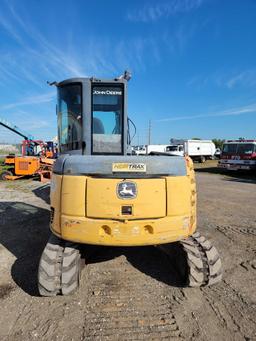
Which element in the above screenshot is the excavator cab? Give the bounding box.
[57,78,127,155]
[38,74,222,296]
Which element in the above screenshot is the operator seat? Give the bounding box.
[93,117,105,134]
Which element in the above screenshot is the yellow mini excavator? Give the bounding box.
[38,72,222,296]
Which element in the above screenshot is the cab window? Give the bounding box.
[92,85,123,154]
[58,84,82,152]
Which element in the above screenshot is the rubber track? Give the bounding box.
[38,234,81,296]
[38,234,63,296]
[181,232,222,287]
[61,243,81,295]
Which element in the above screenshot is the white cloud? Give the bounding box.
[127,0,204,22]
[0,2,86,80]
[0,2,160,84]
[0,0,202,92]
[226,70,256,89]
[187,69,256,90]
[155,103,256,122]
[0,92,55,110]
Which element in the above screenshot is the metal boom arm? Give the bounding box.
[0,117,34,140]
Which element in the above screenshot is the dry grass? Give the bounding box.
[193,159,219,169]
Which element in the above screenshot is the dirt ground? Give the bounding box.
[0,171,255,341]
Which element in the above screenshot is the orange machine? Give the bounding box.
[2,156,40,180]
[1,156,53,181]
[14,156,40,176]
[4,155,15,165]
[46,150,54,158]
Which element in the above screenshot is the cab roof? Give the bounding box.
[58,77,127,87]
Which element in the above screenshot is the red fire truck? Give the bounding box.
[218,140,256,171]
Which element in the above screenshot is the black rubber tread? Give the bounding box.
[61,243,81,295]
[38,235,82,296]
[38,234,64,296]
[181,232,222,287]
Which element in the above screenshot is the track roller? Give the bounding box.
[38,234,83,296]
[159,232,222,287]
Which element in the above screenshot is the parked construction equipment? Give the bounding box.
[0,117,55,181]
[0,156,54,181]
[38,72,222,296]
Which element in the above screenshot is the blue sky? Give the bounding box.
[0,0,256,144]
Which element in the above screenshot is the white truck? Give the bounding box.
[132,144,172,155]
[146,144,171,154]
[132,145,147,155]
[167,139,216,162]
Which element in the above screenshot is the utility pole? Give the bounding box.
[148,120,151,145]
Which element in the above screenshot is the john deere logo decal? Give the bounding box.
[117,181,137,199]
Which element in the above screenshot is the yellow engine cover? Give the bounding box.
[86,178,166,219]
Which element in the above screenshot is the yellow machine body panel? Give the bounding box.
[86,178,166,219]
[50,160,196,246]
[61,175,86,216]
